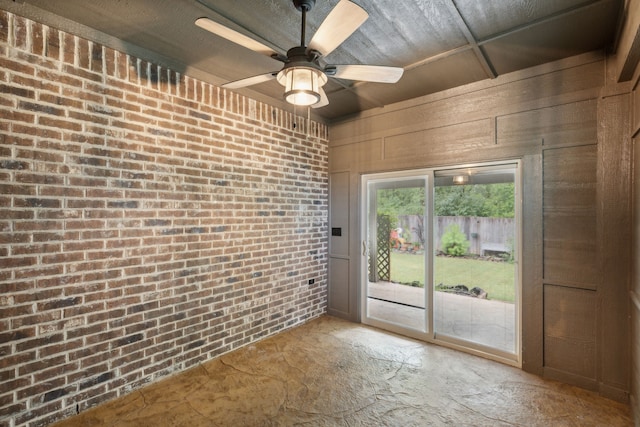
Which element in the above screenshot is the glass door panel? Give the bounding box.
[362,174,429,334]
[433,165,518,356]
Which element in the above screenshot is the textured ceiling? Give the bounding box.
[0,0,623,121]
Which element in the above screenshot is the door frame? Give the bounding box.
[359,160,522,367]
[360,169,433,342]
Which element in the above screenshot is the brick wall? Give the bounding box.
[0,11,328,427]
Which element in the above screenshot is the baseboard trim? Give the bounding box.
[630,393,639,427]
[599,382,630,403]
[543,367,598,391]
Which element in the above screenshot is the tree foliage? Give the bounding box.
[434,183,514,218]
[376,183,514,219]
[377,188,425,217]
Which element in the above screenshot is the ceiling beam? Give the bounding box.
[402,0,612,80]
[403,45,472,72]
[445,0,498,79]
[476,0,608,46]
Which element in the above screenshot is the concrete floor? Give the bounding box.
[367,282,515,353]
[52,316,631,426]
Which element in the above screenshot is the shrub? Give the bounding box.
[441,224,469,256]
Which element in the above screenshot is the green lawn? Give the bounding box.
[389,251,515,303]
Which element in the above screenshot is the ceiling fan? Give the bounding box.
[195,0,404,108]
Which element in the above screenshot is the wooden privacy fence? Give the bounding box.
[397,215,514,256]
[370,215,514,283]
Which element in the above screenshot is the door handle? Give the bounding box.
[362,240,367,256]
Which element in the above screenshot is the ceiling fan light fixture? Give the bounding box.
[277,65,327,106]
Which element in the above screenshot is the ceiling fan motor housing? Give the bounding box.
[284,46,322,68]
[277,46,327,85]
[293,0,316,12]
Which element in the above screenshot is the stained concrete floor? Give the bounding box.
[53,315,631,427]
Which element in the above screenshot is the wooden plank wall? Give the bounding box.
[597,87,632,401]
[327,51,630,400]
[629,15,640,422]
[629,84,640,420]
[620,0,640,420]
[633,71,640,419]
[328,172,352,317]
[542,143,599,390]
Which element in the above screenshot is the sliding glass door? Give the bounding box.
[433,164,519,358]
[361,163,520,364]
[362,172,430,337]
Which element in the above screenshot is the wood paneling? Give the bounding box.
[540,136,604,390]
[328,258,350,316]
[597,92,632,397]
[384,119,494,161]
[543,144,598,189]
[521,154,544,375]
[497,100,597,148]
[544,285,597,380]
[329,172,350,258]
[329,139,382,173]
[331,57,604,145]
[634,135,640,296]
[623,3,640,419]
[543,215,598,288]
[543,145,598,288]
[328,172,351,318]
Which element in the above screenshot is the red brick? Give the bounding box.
[91,43,103,73]
[0,11,8,43]
[12,72,58,93]
[62,63,103,86]
[44,27,60,61]
[0,11,329,426]
[103,47,116,77]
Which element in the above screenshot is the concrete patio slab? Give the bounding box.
[367,281,516,353]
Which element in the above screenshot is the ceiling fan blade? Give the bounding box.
[312,87,329,109]
[222,72,277,89]
[308,0,368,57]
[330,65,404,83]
[195,17,276,57]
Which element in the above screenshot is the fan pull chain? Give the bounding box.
[301,9,306,46]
